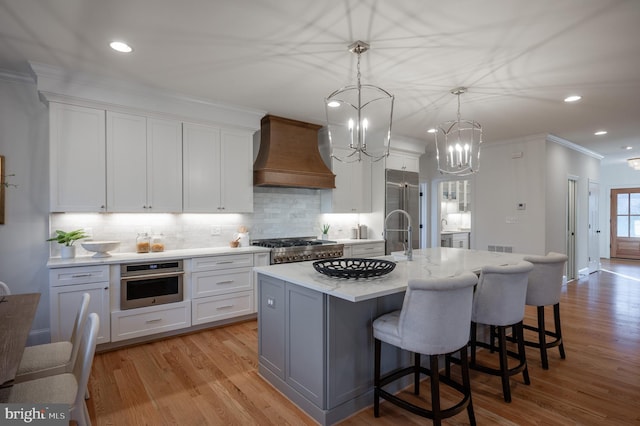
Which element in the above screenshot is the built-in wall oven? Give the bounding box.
[120,260,184,310]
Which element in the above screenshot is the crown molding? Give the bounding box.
[546,134,604,160]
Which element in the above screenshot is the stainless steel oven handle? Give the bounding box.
[121,270,185,281]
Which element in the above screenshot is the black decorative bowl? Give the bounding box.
[313,258,396,279]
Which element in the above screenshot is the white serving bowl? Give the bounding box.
[81,241,121,258]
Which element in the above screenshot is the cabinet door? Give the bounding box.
[50,103,106,212]
[183,123,222,212]
[220,129,253,212]
[322,149,370,213]
[386,152,419,173]
[106,111,147,212]
[147,118,183,212]
[50,282,110,345]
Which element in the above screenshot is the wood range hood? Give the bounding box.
[253,115,335,189]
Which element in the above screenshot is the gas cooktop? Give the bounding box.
[252,237,343,264]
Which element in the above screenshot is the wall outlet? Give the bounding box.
[210,226,221,236]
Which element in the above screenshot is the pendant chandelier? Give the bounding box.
[628,157,640,170]
[433,87,482,175]
[325,41,394,163]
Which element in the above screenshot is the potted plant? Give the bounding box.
[47,229,89,259]
[321,224,330,240]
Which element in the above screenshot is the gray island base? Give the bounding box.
[255,248,526,425]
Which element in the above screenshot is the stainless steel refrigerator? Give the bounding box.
[385,168,420,255]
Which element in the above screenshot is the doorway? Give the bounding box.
[610,188,640,260]
[567,178,577,280]
[588,180,600,273]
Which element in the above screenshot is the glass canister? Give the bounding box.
[151,234,165,252]
[136,232,150,253]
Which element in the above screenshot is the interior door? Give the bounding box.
[588,181,600,273]
[567,179,577,280]
[611,188,640,259]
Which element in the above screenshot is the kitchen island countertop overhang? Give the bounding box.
[254,247,526,302]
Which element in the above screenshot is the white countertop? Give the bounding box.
[47,246,272,268]
[254,247,526,303]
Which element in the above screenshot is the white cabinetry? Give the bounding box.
[49,103,106,212]
[106,112,182,212]
[452,232,470,249]
[321,148,371,213]
[49,265,111,344]
[111,301,191,342]
[386,151,420,173]
[342,241,385,258]
[183,123,253,213]
[191,254,255,325]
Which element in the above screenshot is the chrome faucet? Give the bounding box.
[384,209,413,261]
[441,217,448,230]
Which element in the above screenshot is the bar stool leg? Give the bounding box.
[537,306,549,369]
[516,322,530,385]
[554,303,566,359]
[374,338,381,417]
[470,322,477,366]
[430,355,442,426]
[414,352,421,395]
[497,326,512,403]
[459,345,476,426]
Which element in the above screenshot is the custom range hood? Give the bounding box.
[254,115,335,189]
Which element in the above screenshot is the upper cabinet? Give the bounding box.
[50,103,106,212]
[321,148,371,213]
[183,123,253,213]
[385,151,419,173]
[106,112,182,212]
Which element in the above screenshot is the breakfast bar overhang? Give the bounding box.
[254,248,526,425]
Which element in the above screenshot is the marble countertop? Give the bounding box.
[441,230,471,235]
[47,245,272,268]
[254,247,525,303]
[46,239,384,268]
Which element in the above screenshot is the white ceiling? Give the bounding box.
[1,0,639,165]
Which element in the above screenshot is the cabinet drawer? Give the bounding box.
[49,265,110,287]
[192,267,252,298]
[192,291,253,325]
[191,254,254,271]
[111,301,191,342]
[351,243,385,257]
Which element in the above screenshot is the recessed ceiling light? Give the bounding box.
[594,130,607,136]
[623,146,633,150]
[327,101,340,108]
[427,128,437,133]
[564,95,582,103]
[110,41,133,53]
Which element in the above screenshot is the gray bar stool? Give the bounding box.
[373,272,478,425]
[466,261,533,403]
[522,252,569,369]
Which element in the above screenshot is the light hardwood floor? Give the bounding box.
[86,259,640,425]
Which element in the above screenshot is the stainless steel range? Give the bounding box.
[252,236,344,264]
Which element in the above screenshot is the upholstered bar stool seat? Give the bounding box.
[373,272,478,425]
[16,293,90,382]
[522,252,569,369]
[465,261,533,403]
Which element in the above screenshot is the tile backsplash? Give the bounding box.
[49,187,367,257]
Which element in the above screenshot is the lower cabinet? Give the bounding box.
[49,265,111,345]
[344,241,385,258]
[257,273,407,424]
[111,301,191,342]
[452,232,470,249]
[190,253,255,325]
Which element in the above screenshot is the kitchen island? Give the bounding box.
[254,248,525,425]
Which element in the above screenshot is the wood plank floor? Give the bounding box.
[86,258,640,425]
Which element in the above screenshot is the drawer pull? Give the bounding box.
[217,280,235,285]
[145,318,163,324]
[216,261,234,265]
[71,273,93,278]
[216,305,234,310]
